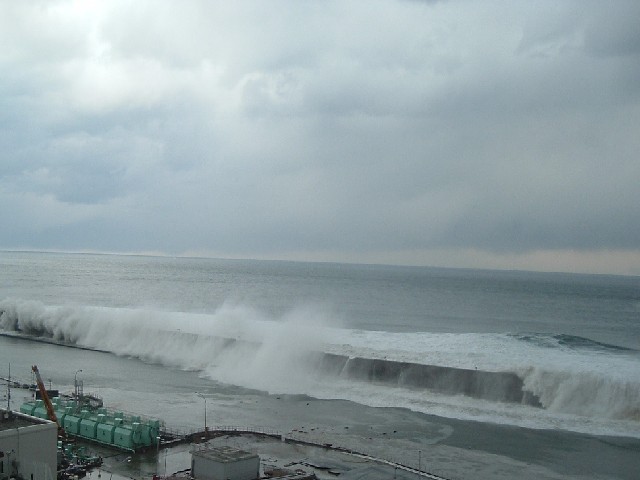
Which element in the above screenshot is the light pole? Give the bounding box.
[196,393,207,438]
[74,369,83,408]
[156,435,161,474]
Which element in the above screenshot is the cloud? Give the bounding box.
[0,0,639,274]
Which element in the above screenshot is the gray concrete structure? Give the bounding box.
[0,410,57,480]
[191,446,259,480]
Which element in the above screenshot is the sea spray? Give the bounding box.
[521,367,640,420]
[1,297,639,433]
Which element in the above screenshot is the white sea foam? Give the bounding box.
[1,297,639,437]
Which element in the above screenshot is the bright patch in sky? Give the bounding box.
[1,1,639,275]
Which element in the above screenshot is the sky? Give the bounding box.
[1,0,639,275]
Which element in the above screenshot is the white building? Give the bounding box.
[191,446,259,480]
[0,410,57,480]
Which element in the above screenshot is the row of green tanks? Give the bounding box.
[21,396,161,452]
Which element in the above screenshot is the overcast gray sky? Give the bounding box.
[1,0,639,275]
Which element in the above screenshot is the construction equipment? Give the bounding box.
[31,365,65,437]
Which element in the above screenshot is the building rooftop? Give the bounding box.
[0,409,53,432]
[192,445,258,463]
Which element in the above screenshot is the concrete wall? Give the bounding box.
[0,416,57,480]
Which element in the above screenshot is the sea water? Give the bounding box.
[1,251,639,479]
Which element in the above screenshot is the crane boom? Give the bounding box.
[31,365,63,433]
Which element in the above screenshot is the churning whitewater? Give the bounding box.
[1,296,639,438]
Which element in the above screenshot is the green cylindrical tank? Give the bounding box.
[97,420,116,444]
[140,419,160,445]
[33,400,49,420]
[55,401,68,425]
[64,413,82,435]
[20,401,36,416]
[131,422,142,446]
[113,417,135,451]
[79,411,99,440]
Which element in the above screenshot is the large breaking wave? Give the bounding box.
[1,298,639,436]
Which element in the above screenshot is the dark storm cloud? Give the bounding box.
[583,2,640,58]
[0,0,639,273]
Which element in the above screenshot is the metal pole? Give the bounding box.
[196,393,207,438]
[74,369,82,408]
[156,436,160,474]
[7,363,11,411]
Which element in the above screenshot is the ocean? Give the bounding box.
[1,251,639,479]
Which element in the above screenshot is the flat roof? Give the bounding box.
[0,409,53,432]
[192,445,258,463]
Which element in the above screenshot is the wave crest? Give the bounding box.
[2,298,639,426]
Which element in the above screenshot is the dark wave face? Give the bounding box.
[317,353,542,406]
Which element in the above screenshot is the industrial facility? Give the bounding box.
[19,397,161,452]
[19,366,160,452]
[6,366,442,480]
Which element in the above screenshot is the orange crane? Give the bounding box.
[31,365,65,437]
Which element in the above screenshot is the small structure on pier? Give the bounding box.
[191,445,259,480]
